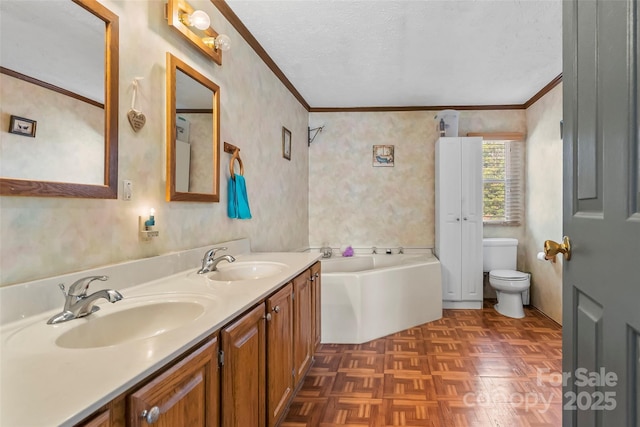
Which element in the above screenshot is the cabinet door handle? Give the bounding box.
[314,272,319,278]
[463,217,468,221]
[272,305,280,313]
[263,313,272,321]
[456,218,460,221]
[141,407,160,424]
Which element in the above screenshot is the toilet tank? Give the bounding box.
[483,238,518,272]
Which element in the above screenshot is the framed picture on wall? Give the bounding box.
[373,145,394,167]
[8,115,37,138]
[282,127,291,160]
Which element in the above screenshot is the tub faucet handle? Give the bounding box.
[321,246,332,258]
[372,246,377,254]
[398,247,404,254]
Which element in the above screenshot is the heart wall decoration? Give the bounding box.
[128,77,146,132]
[127,109,146,132]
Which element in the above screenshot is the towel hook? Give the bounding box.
[229,148,244,179]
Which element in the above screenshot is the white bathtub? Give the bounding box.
[320,254,442,344]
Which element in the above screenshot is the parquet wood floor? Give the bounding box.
[282,302,563,427]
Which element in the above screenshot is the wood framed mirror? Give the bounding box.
[0,0,119,199]
[166,53,220,202]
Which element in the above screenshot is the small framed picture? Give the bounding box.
[373,145,394,167]
[8,115,37,138]
[282,126,291,161]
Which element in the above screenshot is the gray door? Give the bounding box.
[563,0,640,426]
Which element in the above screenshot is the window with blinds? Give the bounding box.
[482,140,523,225]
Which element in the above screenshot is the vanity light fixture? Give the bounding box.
[180,9,210,30]
[166,0,230,65]
[202,34,231,52]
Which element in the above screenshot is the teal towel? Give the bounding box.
[227,177,237,218]
[228,175,252,219]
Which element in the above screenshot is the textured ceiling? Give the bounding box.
[225,0,562,108]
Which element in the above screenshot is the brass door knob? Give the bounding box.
[544,236,572,262]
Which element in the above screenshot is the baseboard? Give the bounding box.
[442,300,483,309]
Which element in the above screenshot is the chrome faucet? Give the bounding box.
[47,276,123,325]
[198,247,236,274]
[209,255,236,271]
[320,246,333,258]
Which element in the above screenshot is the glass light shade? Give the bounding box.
[214,34,231,52]
[202,34,231,52]
[187,10,210,30]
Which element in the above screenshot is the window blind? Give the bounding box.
[482,140,523,225]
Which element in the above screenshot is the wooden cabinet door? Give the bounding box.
[310,262,321,350]
[78,409,111,427]
[293,270,312,386]
[266,283,293,427]
[221,304,266,427]
[128,335,220,427]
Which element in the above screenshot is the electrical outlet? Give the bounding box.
[123,180,133,201]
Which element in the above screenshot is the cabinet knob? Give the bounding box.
[263,313,272,321]
[314,272,319,278]
[272,305,280,313]
[141,407,160,424]
[463,217,468,221]
[456,218,460,221]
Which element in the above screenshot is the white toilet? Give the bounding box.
[482,238,531,319]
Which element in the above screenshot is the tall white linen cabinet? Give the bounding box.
[435,137,484,309]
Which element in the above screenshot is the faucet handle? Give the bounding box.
[205,246,228,258]
[58,283,67,298]
[67,275,109,297]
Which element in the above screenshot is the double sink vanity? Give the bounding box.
[0,239,322,427]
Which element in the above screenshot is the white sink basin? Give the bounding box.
[6,295,216,350]
[207,261,287,283]
[56,301,204,349]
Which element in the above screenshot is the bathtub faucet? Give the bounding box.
[372,247,377,254]
[320,246,333,258]
[398,247,404,254]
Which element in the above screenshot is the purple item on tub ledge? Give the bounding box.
[342,246,354,257]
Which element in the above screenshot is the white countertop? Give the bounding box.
[0,251,321,427]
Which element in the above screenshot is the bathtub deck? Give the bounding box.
[282,301,562,427]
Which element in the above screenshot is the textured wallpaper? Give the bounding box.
[0,74,104,184]
[0,0,310,286]
[524,84,563,323]
[308,110,527,250]
[177,113,214,194]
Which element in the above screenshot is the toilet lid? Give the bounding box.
[490,270,529,280]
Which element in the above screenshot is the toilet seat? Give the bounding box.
[490,270,529,281]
